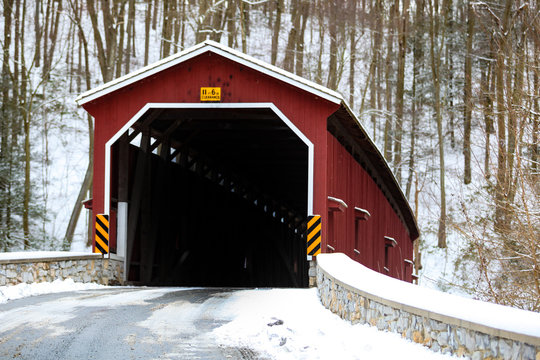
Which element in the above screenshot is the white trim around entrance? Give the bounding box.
[103,102,315,219]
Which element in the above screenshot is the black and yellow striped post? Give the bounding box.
[306,215,321,256]
[95,214,109,255]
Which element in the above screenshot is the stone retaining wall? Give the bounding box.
[317,263,540,360]
[0,255,124,286]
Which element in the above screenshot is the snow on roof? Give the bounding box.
[317,253,540,340]
[75,40,343,106]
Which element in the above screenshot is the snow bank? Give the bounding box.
[0,251,95,261]
[317,253,540,338]
[212,288,456,360]
[0,279,106,304]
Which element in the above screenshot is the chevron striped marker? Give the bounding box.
[306,215,321,256]
[95,214,109,255]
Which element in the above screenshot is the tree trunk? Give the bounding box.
[428,0,446,248]
[173,0,181,47]
[161,0,172,58]
[144,0,151,65]
[20,0,31,248]
[383,1,396,162]
[348,0,357,107]
[444,0,454,149]
[88,0,111,82]
[283,0,300,72]
[115,2,126,78]
[0,0,14,246]
[66,0,94,249]
[481,52,495,179]
[326,0,338,89]
[533,45,539,175]
[34,0,42,68]
[406,0,424,199]
[370,0,383,141]
[494,0,512,229]
[152,0,158,30]
[64,163,92,250]
[239,0,249,53]
[125,0,135,73]
[271,0,283,65]
[394,0,409,184]
[463,0,474,184]
[43,0,61,80]
[295,0,309,76]
[226,0,236,47]
[210,1,225,42]
[507,33,526,205]
[315,0,325,84]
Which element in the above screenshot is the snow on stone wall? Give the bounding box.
[0,253,123,286]
[316,253,540,360]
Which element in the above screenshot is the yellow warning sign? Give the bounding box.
[307,215,321,256]
[95,214,109,255]
[200,87,221,102]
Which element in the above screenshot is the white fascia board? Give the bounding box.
[76,43,209,105]
[76,40,342,106]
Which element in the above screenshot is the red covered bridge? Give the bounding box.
[76,41,419,287]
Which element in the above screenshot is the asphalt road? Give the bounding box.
[0,287,263,360]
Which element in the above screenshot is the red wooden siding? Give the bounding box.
[83,46,416,283]
[84,52,339,249]
[326,132,413,281]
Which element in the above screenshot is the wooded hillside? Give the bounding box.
[0,0,538,310]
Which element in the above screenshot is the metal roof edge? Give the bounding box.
[76,40,343,106]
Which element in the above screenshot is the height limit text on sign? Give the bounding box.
[200,87,221,102]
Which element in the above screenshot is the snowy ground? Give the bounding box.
[0,251,96,261]
[0,279,106,304]
[211,288,458,360]
[0,281,456,359]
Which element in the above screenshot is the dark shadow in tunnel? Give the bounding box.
[111,107,309,288]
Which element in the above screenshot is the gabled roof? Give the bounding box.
[77,40,419,241]
[75,40,343,106]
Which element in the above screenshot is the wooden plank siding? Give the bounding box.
[83,52,339,254]
[326,133,413,282]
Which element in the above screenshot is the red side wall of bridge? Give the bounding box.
[326,133,413,282]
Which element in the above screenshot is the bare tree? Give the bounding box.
[405,0,425,198]
[463,0,474,185]
[283,0,300,72]
[428,0,447,248]
[270,0,283,65]
[394,0,410,184]
[383,1,397,162]
[87,0,127,82]
[348,0,357,107]
[326,0,338,89]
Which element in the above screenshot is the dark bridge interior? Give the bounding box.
[110,107,309,287]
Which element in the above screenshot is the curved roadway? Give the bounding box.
[0,287,262,360]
